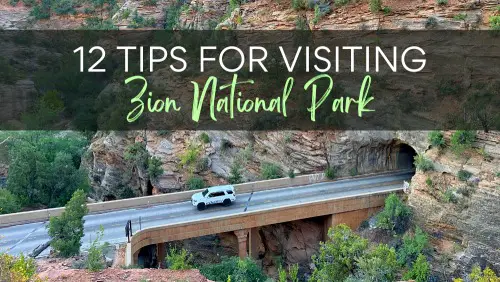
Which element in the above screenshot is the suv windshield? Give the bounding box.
[202,189,209,197]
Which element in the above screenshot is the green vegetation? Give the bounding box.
[148,156,164,180]
[324,166,337,179]
[489,15,500,30]
[292,0,307,10]
[403,254,430,282]
[0,253,41,282]
[0,189,21,214]
[382,6,392,14]
[310,224,368,281]
[425,16,438,29]
[354,244,399,282]
[428,131,445,149]
[125,141,163,180]
[425,177,433,187]
[2,131,89,209]
[260,162,283,180]
[228,162,243,184]
[143,0,157,6]
[86,226,108,272]
[349,167,358,176]
[312,3,330,24]
[454,13,467,21]
[369,0,382,13]
[436,0,447,5]
[196,157,209,171]
[278,266,287,282]
[165,247,193,270]
[457,170,472,182]
[128,10,156,28]
[376,193,412,234]
[453,265,499,282]
[186,176,205,190]
[200,132,211,144]
[413,154,434,172]
[334,0,350,6]
[442,188,458,204]
[200,257,267,282]
[437,79,462,96]
[178,143,202,172]
[295,17,308,30]
[288,169,296,178]
[450,130,476,156]
[47,189,88,257]
[397,227,429,266]
[288,263,299,282]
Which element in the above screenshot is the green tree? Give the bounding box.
[450,130,476,156]
[186,176,205,190]
[403,254,430,282]
[5,131,89,208]
[147,156,164,180]
[397,227,429,266]
[0,252,41,282]
[324,166,337,179]
[310,224,368,282]
[47,189,88,257]
[0,189,21,214]
[376,193,412,234]
[355,244,399,282]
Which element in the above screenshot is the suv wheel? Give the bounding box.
[197,202,206,211]
[223,199,232,207]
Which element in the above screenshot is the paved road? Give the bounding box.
[0,170,413,257]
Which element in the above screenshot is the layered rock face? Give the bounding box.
[408,131,500,277]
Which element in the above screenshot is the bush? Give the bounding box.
[288,169,296,179]
[228,162,243,184]
[196,157,210,171]
[442,188,458,204]
[453,265,499,282]
[324,166,337,179]
[220,139,232,151]
[165,247,193,270]
[310,224,368,282]
[48,189,88,257]
[179,143,201,169]
[355,244,399,282]
[30,0,51,19]
[436,0,447,5]
[425,16,438,29]
[413,154,434,172]
[186,176,205,190]
[369,0,382,13]
[295,16,308,30]
[0,189,21,214]
[278,266,287,282]
[0,253,41,282]
[200,132,211,144]
[397,227,429,266]
[148,156,164,180]
[428,131,445,149]
[292,0,307,10]
[425,177,433,187]
[53,0,75,15]
[450,130,476,156]
[289,263,299,282]
[261,163,283,180]
[376,193,412,234]
[200,257,267,282]
[490,15,500,30]
[334,0,350,6]
[349,167,358,176]
[457,170,472,182]
[86,226,107,272]
[403,254,430,282]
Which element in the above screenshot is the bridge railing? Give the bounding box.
[0,169,413,227]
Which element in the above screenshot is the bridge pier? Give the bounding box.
[248,227,260,259]
[157,243,166,268]
[323,207,380,241]
[234,229,250,259]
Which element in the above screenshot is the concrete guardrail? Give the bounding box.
[0,169,413,227]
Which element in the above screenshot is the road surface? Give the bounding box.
[0,170,413,257]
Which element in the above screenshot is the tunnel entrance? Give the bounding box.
[137,245,158,268]
[391,141,417,170]
[146,180,153,196]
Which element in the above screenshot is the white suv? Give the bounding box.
[191,185,236,211]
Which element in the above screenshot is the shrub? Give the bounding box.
[220,139,232,151]
[144,0,157,5]
[292,0,307,10]
[295,16,308,30]
[310,224,368,282]
[453,265,499,282]
[148,156,164,180]
[312,4,330,24]
[228,162,243,184]
[200,132,210,144]
[261,163,283,180]
[334,0,350,6]
[48,189,88,257]
[436,0,447,5]
[186,176,205,190]
[457,170,472,182]
[30,0,51,19]
[454,13,467,21]
[369,0,382,13]
[456,186,474,197]
[86,226,107,272]
[125,142,149,169]
[490,15,500,30]
[0,253,41,282]
[425,177,433,187]
[165,247,193,270]
[288,169,296,178]
[0,189,21,214]
[382,6,391,14]
[414,154,434,172]
[53,0,75,15]
[196,157,210,171]
[442,188,458,204]
[349,167,358,176]
[179,144,201,168]
[403,254,430,282]
[425,16,438,29]
[278,266,287,282]
[450,130,476,156]
[324,166,337,179]
[289,263,299,282]
[355,244,399,282]
[9,0,19,6]
[376,193,412,234]
[200,257,267,282]
[428,131,445,148]
[397,227,429,266]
